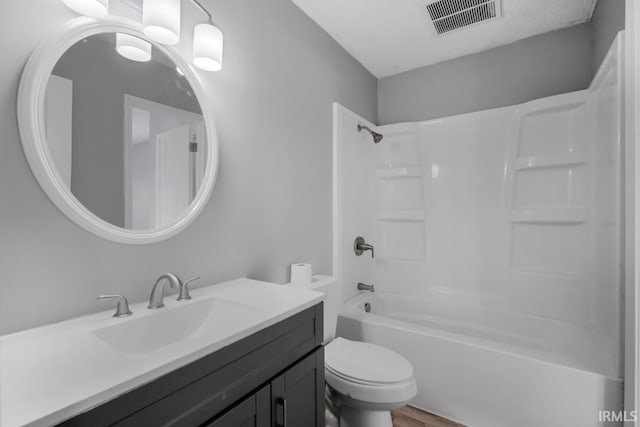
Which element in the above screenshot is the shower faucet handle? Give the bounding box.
[357,282,375,292]
[354,236,375,258]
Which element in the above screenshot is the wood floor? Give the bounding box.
[391,406,466,427]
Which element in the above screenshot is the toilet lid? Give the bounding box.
[325,337,414,385]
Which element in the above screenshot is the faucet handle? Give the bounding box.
[357,282,375,292]
[354,236,375,258]
[178,276,200,301]
[97,295,133,317]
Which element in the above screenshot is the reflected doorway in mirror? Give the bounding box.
[123,95,206,230]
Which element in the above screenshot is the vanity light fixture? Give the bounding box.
[116,33,152,62]
[62,0,109,17]
[143,0,181,45]
[193,22,223,72]
[189,0,224,71]
[60,0,224,71]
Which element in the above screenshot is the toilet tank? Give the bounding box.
[307,275,341,343]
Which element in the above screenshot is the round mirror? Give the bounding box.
[17,18,219,244]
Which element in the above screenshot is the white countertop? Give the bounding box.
[0,279,324,427]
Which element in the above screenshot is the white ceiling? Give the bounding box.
[291,0,598,78]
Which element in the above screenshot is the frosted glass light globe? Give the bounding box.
[193,23,223,72]
[143,0,181,45]
[116,33,152,62]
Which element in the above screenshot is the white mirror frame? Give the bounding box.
[17,17,219,244]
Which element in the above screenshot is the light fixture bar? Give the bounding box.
[59,0,224,71]
[188,0,212,22]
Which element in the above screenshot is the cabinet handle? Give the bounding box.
[276,397,287,427]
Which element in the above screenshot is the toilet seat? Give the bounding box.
[325,338,417,406]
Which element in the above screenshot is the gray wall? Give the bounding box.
[53,35,201,227]
[378,0,626,126]
[592,0,625,75]
[0,0,376,334]
[378,23,594,124]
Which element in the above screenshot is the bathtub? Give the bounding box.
[336,293,623,427]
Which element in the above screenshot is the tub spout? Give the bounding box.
[357,282,375,292]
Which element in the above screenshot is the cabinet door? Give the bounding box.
[203,385,270,427]
[271,348,325,427]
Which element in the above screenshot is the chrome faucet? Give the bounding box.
[148,273,183,309]
[357,282,375,292]
[354,236,374,258]
[97,295,133,317]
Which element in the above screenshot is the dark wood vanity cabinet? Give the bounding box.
[203,385,271,427]
[58,303,324,427]
[270,348,324,427]
[205,349,324,427]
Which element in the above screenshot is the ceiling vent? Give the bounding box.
[426,0,502,35]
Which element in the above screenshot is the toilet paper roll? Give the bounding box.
[290,263,312,287]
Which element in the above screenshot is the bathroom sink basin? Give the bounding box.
[1,278,324,427]
[93,297,262,356]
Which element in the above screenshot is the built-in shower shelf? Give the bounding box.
[511,208,586,224]
[377,210,425,221]
[514,153,586,171]
[376,167,423,179]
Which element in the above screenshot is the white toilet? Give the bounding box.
[307,276,417,427]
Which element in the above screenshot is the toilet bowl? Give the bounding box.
[325,337,417,427]
[305,276,417,427]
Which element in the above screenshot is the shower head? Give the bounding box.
[357,124,383,143]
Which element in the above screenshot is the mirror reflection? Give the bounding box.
[45,33,206,230]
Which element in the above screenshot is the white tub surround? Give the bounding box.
[333,33,624,427]
[0,279,323,427]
